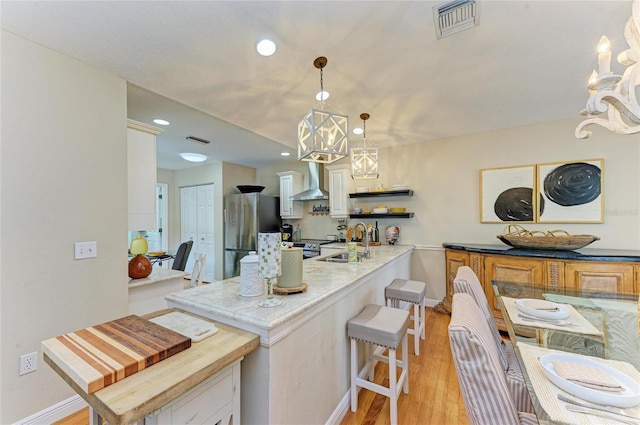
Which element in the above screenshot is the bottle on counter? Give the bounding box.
[293,224,301,242]
[373,221,380,243]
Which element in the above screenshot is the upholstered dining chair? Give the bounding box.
[449,293,538,425]
[453,266,533,413]
[171,240,193,271]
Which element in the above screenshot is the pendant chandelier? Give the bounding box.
[298,57,349,163]
[575,0,640,138]
[350,113,379,179]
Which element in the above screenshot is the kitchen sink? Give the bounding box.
[316,252,363,263]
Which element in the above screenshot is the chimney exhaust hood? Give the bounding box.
[289,162,329,201]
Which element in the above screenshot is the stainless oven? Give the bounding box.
[293,239,333,259]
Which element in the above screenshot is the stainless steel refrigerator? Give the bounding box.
[224,193,281,279]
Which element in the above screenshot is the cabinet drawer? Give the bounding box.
[171,369,233,424]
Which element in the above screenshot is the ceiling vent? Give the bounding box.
[186,136,211,144]
[433,0,480,39]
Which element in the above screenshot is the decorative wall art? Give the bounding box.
[536,159,604,223]
[480,159,604,224]
[480,165,537,223]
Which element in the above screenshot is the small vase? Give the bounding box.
[129,254,152,279]
[130,233,148,255]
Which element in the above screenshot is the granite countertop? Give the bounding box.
[128,267,188,289]
[165,244,414,332]
[443,242,640,262]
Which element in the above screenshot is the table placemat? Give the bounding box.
[517,343,640,425]
[502,296,602,336]
[41,315,191,393]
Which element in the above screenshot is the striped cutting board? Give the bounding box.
[41,315,191,394]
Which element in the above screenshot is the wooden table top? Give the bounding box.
[44,308,260,425]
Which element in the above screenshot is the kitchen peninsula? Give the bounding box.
[128,267,187,315]
[165,244,414,425]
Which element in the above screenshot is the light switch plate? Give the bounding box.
[74,241,97,259]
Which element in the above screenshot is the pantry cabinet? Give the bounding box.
[277,171,303,219]
[442,244,640,331]
[326,164,349,218]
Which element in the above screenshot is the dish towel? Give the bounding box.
[501,296,603,336]
[517,343,640,425]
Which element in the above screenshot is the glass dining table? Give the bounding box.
[492,280,640,425]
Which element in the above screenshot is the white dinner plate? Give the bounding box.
[540,353,640,408]
[515,298,570,320]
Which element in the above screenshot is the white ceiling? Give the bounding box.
[1,1,633,170]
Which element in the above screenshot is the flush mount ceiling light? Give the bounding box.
[180,153,207,163]
[281,152,291,156]
[256,39,276,56]
[297,56,349,163]
[352,127,364,135]
[153,118,170,126]
[575,0,640,138]
[350,113,379,179]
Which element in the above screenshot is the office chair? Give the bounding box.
[171,240,193,271]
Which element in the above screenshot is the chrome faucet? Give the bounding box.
[354,222,370,260]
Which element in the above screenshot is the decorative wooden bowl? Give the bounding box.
[497,234,600,251]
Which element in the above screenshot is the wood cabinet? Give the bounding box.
[326,164,349,218]
[277,171,303,219]
[443,247,640,331]
[127,119,162,231]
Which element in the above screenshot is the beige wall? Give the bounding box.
[1,31,129,422]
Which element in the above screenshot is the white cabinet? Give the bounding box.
[277,171,304,219]
[127,119,162,231]
[326,164,349,218]
[145,360,241,425]
[180,184,215,283]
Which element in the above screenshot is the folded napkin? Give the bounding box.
[524,299,560,311]
[552,360,624,393]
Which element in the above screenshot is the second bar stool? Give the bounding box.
[385,278,427,355]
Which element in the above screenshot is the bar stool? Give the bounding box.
[385,278,427,355]
[348,304,410,425]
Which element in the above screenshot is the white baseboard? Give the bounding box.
[14,395,87,425]
[325,391,351,425]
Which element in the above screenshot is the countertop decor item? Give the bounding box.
[497,224,600,251]
[236,185,265,193]
[258,232,282,307]
[278,247,303,288]
[129,254,152,279]
[130,233,148,255]
[386,226,399,244]
[240,251,263,297]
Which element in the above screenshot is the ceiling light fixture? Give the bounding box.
[281,152,291,156]
[575,0,640,138]
[153,118,170,126]
[297,56,349,163]
[352,127,364,135]
[186,135,211,144]
[350,113,379,179]
[180,153,207,163]
[256,39,277,57]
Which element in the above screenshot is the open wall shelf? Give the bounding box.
[349,189,414,198]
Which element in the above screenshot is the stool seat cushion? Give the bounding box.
[348,304,410,348]
[385,279,427,304]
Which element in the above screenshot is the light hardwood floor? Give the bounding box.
[54,308,468,425]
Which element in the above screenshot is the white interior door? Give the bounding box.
[180,186,198,272]
[180,184,214,281]
[197,184,215,283]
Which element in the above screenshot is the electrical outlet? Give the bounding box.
[74,241,97,260]
[19,352,37,375]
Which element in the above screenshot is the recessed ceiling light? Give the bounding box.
[153,119,170,126]
[256,39,276,56]
[315,90,330,102]
[180,153,207,163]
[353,127,364,135]
[281,152,291,156]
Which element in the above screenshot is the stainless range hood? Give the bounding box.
[289,162,329,201]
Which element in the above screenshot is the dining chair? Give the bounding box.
[453,266,533,413]
[189,253,206,287]
[171,240,193,271]
[449,293,538,425]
